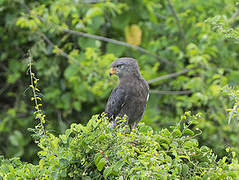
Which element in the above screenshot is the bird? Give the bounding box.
[105,57,149,130]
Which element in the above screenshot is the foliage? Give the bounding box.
[0,0,239,166]
[1,113,239,179]
[206,14,239,41]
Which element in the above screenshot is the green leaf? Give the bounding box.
[183,128,195,136]
[200,146,210,153]
[184,141,195,148]
[182,164,189,175]
[59,134,67,144]
[78,38,101,49]
[94,153,103,166]
[179,156,190,161]
[161,143,169,150]
[106,43,126,57]
[138,125,153,133]
[172,129,182,137]
[103,166,113,179]
[112,160,125,174]
[96,158,106,171]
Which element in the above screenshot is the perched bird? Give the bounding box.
[105,57,149,130]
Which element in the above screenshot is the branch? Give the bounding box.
[150,90,192,95]
[62,28,168,63]
[22,3,170,64]
[168,0,187,46]
[82,0,106,3]
[148,68,192,84]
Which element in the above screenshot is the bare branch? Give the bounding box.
[168,0,187,46]
[62,28,168,63]
[148,68,192,84]
[150,90,192,95]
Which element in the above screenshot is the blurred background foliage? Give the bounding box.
[0,0,239,163]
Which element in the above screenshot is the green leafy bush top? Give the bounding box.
[1,112,239,179]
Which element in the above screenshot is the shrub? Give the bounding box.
[1,112,239,179]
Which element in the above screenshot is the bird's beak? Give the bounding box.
[109,68,116,76]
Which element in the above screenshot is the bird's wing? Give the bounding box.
[105,87,127,116]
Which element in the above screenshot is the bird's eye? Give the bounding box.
[116,64,124,69]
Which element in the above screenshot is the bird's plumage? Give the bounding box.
[105,58,149,129]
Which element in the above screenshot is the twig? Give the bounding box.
[38,32,80,64]
[156,14,166,20]
[148,68,192,84]
[149,90,192,95]
[228,103,238,124]
[168,0,187,46]
[0,84,10,96]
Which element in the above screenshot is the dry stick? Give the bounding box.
[168,0,187,47]
[28,51,45,135]
[150,90,192,95]
[148,68,192,84]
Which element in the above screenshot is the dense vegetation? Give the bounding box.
[1,114,239,179]
[0,0,239,178]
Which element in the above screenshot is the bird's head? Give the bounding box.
[109,58,140,78]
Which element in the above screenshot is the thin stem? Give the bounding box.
[28,51,45,135]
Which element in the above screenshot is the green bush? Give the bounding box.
[1,113,239,179]
[1,0,239,166]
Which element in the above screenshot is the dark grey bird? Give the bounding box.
[105,57,149,130]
